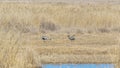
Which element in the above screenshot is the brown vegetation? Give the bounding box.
[0,2,120,68]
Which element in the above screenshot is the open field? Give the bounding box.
[0,2,120,68]
[0,32,119,68]
[1,3,120,33]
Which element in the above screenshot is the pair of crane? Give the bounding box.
[41,35,75,41]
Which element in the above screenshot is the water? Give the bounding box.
[42,64,114,68]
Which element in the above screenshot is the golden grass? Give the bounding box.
[0,2,120,68]
[0,31,119,68]
[0,3,120,32]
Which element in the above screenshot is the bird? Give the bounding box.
[41,36,51,40]
[67,35,75,41]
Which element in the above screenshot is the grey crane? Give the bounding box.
[41,36,51,40]
[67,35,75,41]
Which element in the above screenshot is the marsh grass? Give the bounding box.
[0,2,120,68]
[0,3,120,33]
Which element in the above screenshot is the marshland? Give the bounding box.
[0,1,120,68]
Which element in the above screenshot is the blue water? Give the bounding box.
[42,64,114,68]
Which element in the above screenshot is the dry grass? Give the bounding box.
[0,32,119,68]
[0,2,120,68]
[0,3,120,33]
